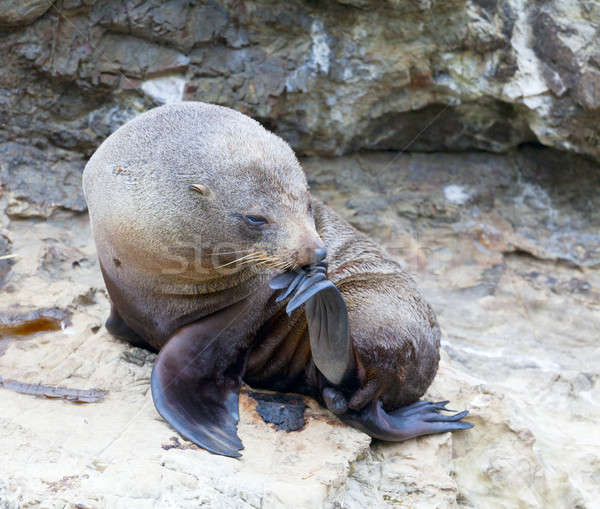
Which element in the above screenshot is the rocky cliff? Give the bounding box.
[2,0,600,218]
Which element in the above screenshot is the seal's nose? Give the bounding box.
[314,247,327,264]
[296,242,327,268]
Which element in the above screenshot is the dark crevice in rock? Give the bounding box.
[249,391,307,432]
[503,248,591,272]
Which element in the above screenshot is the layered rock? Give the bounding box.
[1,0,600,217]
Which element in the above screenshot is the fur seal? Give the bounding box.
[83,102,472,457]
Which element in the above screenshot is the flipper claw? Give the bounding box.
[423,409,469,422]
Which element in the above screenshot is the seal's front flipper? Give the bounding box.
[339,399,473,442]
[151,316,248,458]
[303,284,354,385]
[269,262,355,386]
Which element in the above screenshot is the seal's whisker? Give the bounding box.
[212,248,267,256]
[214,251,267,269]
[256,257,295,272]
[250,257,280,269]
[256,256,279,265]
[212,249,256,255]
[238,258,266,268]
[233,254,275,269]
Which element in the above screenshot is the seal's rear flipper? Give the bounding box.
[151,319,247,458]
[338,399,473,442]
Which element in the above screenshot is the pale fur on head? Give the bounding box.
[83,102,322,283]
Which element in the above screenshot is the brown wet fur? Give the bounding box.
[83,102,441,435]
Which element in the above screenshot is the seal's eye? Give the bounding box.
[308,201,313,214]
[244,215,269,227]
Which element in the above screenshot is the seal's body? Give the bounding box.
[246,201,440,411]
[83,102,471,457]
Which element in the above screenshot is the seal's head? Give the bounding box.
[83,102,324,283]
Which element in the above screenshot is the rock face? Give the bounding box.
[0,0,52,27]
[1,0,600,217]
[1,148,599,508]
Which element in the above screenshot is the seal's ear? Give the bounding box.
[189,184,214,198]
